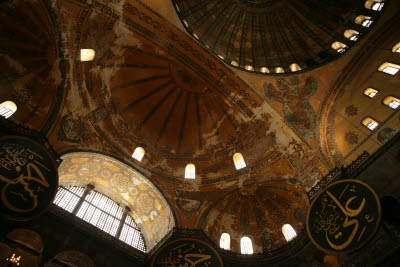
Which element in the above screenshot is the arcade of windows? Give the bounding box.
[53,185,146,252]
[219,224,297,254]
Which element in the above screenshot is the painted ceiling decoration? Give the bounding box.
[172,0,384,74]
[201,181,309,253]
[58,152,175,250]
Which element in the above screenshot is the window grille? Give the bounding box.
[53,186,85,212]
[364,88,378,98]
[119,215,146,252]
[378,63,400,75]
[53,186,146,252]
[0,101,17,119]
[282,224,297,242]
[240,237,253,254]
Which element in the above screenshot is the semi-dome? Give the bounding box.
[172,0,385,73]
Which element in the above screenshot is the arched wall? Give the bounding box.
[58,152,175,250]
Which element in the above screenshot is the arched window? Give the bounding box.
[80,49,95,62]
[185,163,195,179]
[290,63,301,72]
[383,96,400,109]
[344,30,360,41]
[378,62,400,75]
[365,0,384,11]
[245,65,254,71]
[231,60,239,67]
[331,42,347,53]
[260,67,269,73]
[355,15,373,27]
[53,186,146,252]
[220,233,231,250]
[233,153,246,170]
[364,88,379,98]
[282,224,297,242]
[362,117,379,130]
[132,147,145,162]
[240,237,253,254]
[0,101,17,119]
[392,42,400,53]
[275,67,284,73]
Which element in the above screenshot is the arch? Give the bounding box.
[54,186,146,252]
[231,60,239,67]
[275,67,284,73]
[362,117,379,130]
[233,153,246,170]
[80,49,95,62]
[378,62,400,75]
[57,152,175,250]
[393,42,400,53]
[48,251,95,267]
[355,15,373,27]
[6,229,43,254]
[240,237,253,254]
[331,42,347,53]
[132,147,145,162]
[245,65,254,71]
[383,96,400,109]
[344,30,360,41]
[282,224,297,242]
[365,0,384,11]
[185,163,195,179]
[260,67,269,73]
[290,63,301,72]
[0,101,17,119]
[364,88,379,98]
[219,233,230,250]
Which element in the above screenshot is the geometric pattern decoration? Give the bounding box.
[58,152,175,250]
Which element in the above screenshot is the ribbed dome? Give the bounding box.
[172,0,384,73]
[202,181,309,253]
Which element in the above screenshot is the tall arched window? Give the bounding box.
[344,30,360,41]
[282,224,297,242]
[365,0,384,11]
[0,101,17,119]
[364,88,379,98]
[383,96,400,109]
[355,15,373,27]
[378,62,400,75]
[80,49,95,62]
[220,233,231,250]
[132,147,145,162]
[185,163,195,179]
[240,237,253,254]
[331,42,347,53]
[362,117,379,130]
[233,153,246,170]
[393,42,400,53]
[53,186,146,252]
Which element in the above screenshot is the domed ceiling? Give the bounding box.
[172,0,382,73]
[201,181,309,253]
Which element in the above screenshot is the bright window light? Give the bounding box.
[282,224,297,242]
[233,153,246,170]
[363,88,378,98]
[80,49,95,62]
[240,237,253,254]
[185,164,195,179]
[378,62,400,75]
[220,233,231,250]
[0,101,17,119]
[132,147,145,162]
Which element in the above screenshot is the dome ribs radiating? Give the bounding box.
[172,0,378,73]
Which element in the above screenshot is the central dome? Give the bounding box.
[173,0,383,73]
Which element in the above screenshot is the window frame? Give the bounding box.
[361,116,380,131]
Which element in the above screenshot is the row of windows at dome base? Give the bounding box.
[53,186,146,252]
[132,147,247,179]
[219,224,297,254]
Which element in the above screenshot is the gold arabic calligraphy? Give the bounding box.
[157,243,213,267]
[313,184,375,251]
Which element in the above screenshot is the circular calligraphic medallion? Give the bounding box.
[151,238,223,267]
[0,136,59,220]
[307,179,381,254]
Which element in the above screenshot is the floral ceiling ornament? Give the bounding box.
[264,77,317,139]
[344,131,359,145]
[345,105,358,116]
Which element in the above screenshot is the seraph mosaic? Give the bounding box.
[264,77,317,139]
